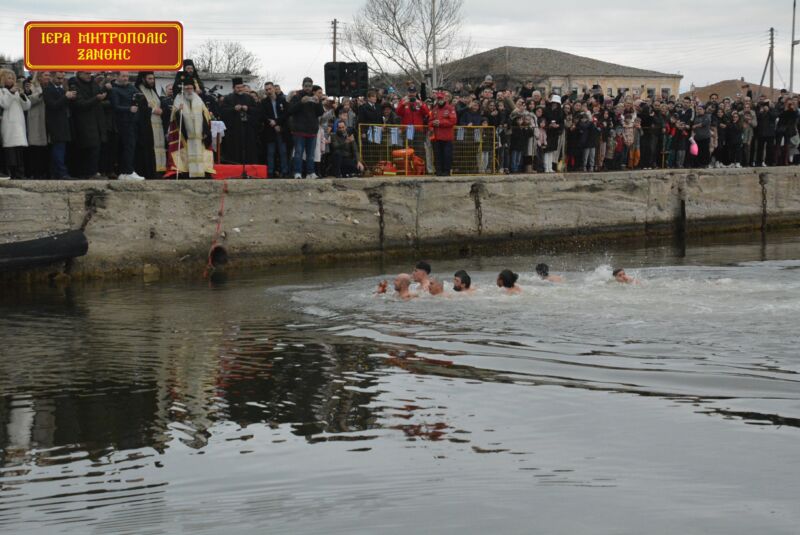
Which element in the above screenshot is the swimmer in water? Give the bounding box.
[375,279,389,294]
[394,273,418,300]
[429,279,445,296]
[453,270,476,294]
[497,269,522,294]
[535,263,564,283]
[412,261,432,292]
[613,268,638,284]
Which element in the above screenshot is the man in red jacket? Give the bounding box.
[396,85,430,126]
[430,90,456,176]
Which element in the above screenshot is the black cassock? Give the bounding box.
[221,92,260,164]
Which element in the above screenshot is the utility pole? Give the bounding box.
[770,27,775,96]
[792,0,798,93]
[431,0,437,89]
[332,19,338,62]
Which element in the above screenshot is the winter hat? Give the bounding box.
[550,95,562,105]
[484,75,493,82]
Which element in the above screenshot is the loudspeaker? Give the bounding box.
[324,62,369,97]
[324,62,342,96]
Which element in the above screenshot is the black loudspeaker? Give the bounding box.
[324,62,369,97]
[324,62,342,96]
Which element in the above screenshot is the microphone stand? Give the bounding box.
[239,98,249,179]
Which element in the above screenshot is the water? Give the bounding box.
[1,233,799,534]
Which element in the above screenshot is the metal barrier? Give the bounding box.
[357,124,496,176]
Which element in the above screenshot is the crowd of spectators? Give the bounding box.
[1,64,798,180]
[441,76,799,173]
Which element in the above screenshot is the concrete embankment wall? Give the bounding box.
[1,168,799,279]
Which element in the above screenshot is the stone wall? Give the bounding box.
[1,167,798,279]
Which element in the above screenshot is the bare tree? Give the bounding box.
[188,40,261,75]
[341,0,473,88]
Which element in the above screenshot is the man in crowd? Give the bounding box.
[261,81,289,177]
[168,83,215,179]
[330,120,364,178]
[396,85,430,126]
[221,77,260,165]
[43,71,75,179]
[135,71,166,178]
[286,76,324,179]
[429,90,456,176]
[70,71,106,179]
[110,71,144,180]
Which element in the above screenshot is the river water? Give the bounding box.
[1,233,799,534]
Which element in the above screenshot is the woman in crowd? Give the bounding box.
[0,69,31,179]
[25,72,49,179]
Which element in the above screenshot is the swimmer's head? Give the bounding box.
[394,273,412,291]
[453,270,471,291]
[413,261,431,282]
[429,279,444,295]
[535,263,549,278]
[497,269,519,289]
[613,268,627,282]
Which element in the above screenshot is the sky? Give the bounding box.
[1,0,796,93]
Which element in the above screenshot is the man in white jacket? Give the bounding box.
[0,69,31,179]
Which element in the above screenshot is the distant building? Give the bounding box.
[680,78,791,102]
[443,46,683,100]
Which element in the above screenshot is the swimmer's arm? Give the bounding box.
[375,280,388,294]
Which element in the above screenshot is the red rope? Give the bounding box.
[203,180,228,278]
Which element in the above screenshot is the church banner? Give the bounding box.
[24,21,183,71]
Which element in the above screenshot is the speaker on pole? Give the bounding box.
[324,62,369,97]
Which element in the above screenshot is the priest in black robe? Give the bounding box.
[220,77,260,164]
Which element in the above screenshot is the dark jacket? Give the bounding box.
[70,77,106,148]
[261,96,288,142]
[777,108,799,137]
[356,101,382,126]
[543,106,564,151]
[578,119,601,149]
[287,92,324,136]
[692,114,711,141]
[110,82,138,125]
[756,107,779,138]
[331,130,358,160]
[459,110,483,126]
[43,83,71,143]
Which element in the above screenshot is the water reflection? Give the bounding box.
[1,234,800,534]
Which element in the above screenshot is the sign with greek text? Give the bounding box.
[24,21,183,70]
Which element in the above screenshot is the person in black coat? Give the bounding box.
[69,71,107,178]
[173,59,205,94]
[220,77,260,164]
[755,99,779,166]
[542,95,564,173]
[261,81,289,177]
[43,71,75,179]
[356,89,382,126]
[286,76,323,178]
[776,99,798,165]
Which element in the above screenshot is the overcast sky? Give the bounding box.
[1,0,796,93]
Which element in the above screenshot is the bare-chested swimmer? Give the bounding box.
[613,268,638,284]
[393,273,418,300]
[429,279,445,296]
[497,269,522,294]
[453,270,476,294]
[535,263,564,283]
[412,261,432,292]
